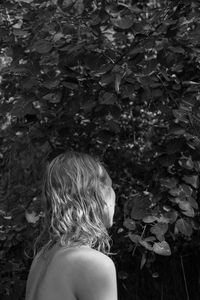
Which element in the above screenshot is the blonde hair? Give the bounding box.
[34,151,112,257]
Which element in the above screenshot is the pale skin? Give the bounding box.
[25,187,117,300]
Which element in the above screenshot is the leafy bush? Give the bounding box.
[1,0,200,299]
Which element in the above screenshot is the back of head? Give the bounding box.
[35,151,112,256]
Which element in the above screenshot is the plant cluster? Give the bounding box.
[1,0,200,299]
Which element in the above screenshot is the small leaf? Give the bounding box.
[62,82,79,89]
[99,74,114,86]
[129,47,144,56]
[123,218,136,230]
[164,210,178,224]
[25,211,40,224]
[182,175,199,189]
[139,240,153,251]
[150,224,168,241]
[179,157,194,170]
[111,15,133,29]
[169,127,186,135]
[153,241,171,256]
[168,187,183,197]
[187,196,198,209]
[160,177,178,189]
[143,215,157,223]
[140,253,147,269]
[178,200,195,217]
[19,0,34,2]
[115,73,122,94]
[130,195,150,220]
[43,80,59,89]
[99,92,117,105]
[128,233,141,244]
[180,184,193,196]
[155,215,170,224]
[43,93,61,103]
[144,236,156,242]
[32,40,52,54]
[175,218,193,236]
[118,271,128,280]
[169,46,185,54]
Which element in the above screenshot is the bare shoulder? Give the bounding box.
[57,246,115,270]
[56,247,117,300]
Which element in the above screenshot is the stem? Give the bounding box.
[132,225,147,256]
[180,255,190,300]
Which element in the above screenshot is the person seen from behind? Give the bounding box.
[25,151,117,300]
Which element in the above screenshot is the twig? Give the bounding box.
[132,224,147,256]
[180,255,190,300]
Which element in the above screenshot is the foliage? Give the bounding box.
[1,0,200,299]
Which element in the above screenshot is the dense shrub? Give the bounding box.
[1,0,200,299]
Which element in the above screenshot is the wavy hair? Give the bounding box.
[34,151,113,258]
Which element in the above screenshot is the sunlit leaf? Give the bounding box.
[153,241,171,256]
[25,211,40,224]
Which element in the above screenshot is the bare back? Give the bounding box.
[25,243,117,300]
[25,244,90,300]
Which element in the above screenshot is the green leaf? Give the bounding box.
[32,40,52,54]
[128,233,141,244]
[43,93,61,103]
[178,200,195,217]
[160,177,178,189]
[180,184,193,196]
[139,240,153,251]
[19,0,33,2]
[142,215,157,223]
[187,196,198,209]
[178,157,194,170]
[150,223,168,241]
[123,218,136,230]
[169,46,185,54]
[182,175,199,189]
[128,47,144,56]
[163,210,178,224]
[168,186,184,197]
[175,218,193,236]
[140,253,147,269]
[43,80,60,89]
[62,82,79,90]
[99,92,117,105]
[153,241,171,256]
[111,15,133,29]
[25,211,40,224]
[99,74,114,86]
[115,73,122,94]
